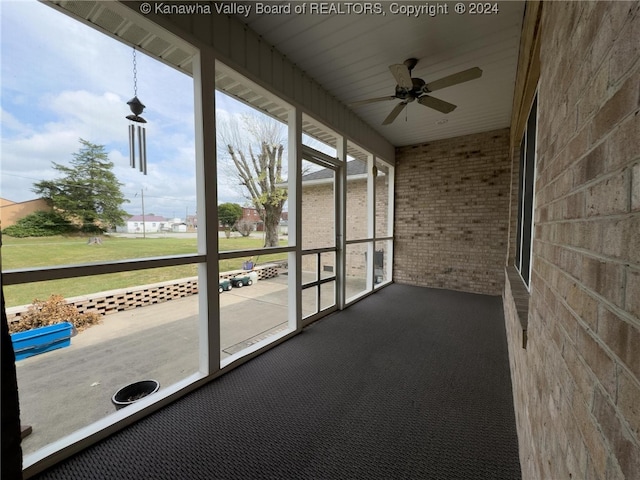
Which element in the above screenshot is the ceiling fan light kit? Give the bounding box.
[351,58,483,125]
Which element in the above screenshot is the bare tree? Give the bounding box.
[218,113,287,247]
[235,219,254,237]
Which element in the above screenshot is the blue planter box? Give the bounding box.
[11,322,74,361]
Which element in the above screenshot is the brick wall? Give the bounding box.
[394,128,511,295]
[301,176,389,275]
[504,2,640,479]
[0,198,50,228]
[302,183,336,250]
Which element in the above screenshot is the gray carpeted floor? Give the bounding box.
[35,284,521,479]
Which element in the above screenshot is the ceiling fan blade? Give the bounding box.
[418,95,457,114]
[350,96,397,107]
[388,64,413,89]
[425,67,483,92]
[382,102,407,125]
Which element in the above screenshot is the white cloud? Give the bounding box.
[46,90,126,141]
[1,89,128,203]
[0,0,199,217]
[0,0,266,219]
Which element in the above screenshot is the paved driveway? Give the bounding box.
[16,276,291,456]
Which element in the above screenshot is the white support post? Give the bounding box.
[288,107,302,331]
[366,154,375,291]
[194,52,220,377]
[336,136,347,310]
[386,163,395,282]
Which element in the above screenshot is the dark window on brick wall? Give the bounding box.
[515,95,537,288]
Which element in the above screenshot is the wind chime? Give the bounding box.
[126,47,147,175]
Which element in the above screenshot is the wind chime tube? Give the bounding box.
[141,126,147,175]
[137,125,144,173]
[129,124,136,169]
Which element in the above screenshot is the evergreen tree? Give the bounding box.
[33,139,129,232]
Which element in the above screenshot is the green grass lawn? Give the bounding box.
[2,234,288,307]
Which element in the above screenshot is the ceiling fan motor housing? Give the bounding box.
[395,77,427,99]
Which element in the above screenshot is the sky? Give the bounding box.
[0,0,264,221]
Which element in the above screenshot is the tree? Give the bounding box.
[218,202,242,237]
[235,219,254,237]
[33,139,129,233]
[218,114,286,247]
[2,210,74,238]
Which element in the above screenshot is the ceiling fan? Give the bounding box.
[350,58,482,125]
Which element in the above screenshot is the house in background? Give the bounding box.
[231,206,289,234]
[240,206,263,231]
[185,214,198,230]
[279,211,289,236]
[171,221,188,233]
[121,214,170,234]
[217,207,261,232]
[0,197,51,228]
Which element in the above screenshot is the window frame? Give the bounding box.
[514,94,538,289]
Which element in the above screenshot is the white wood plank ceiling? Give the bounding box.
[49,1,525,148]
[237,1,525,146]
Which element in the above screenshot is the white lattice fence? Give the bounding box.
[6,263,285,322]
